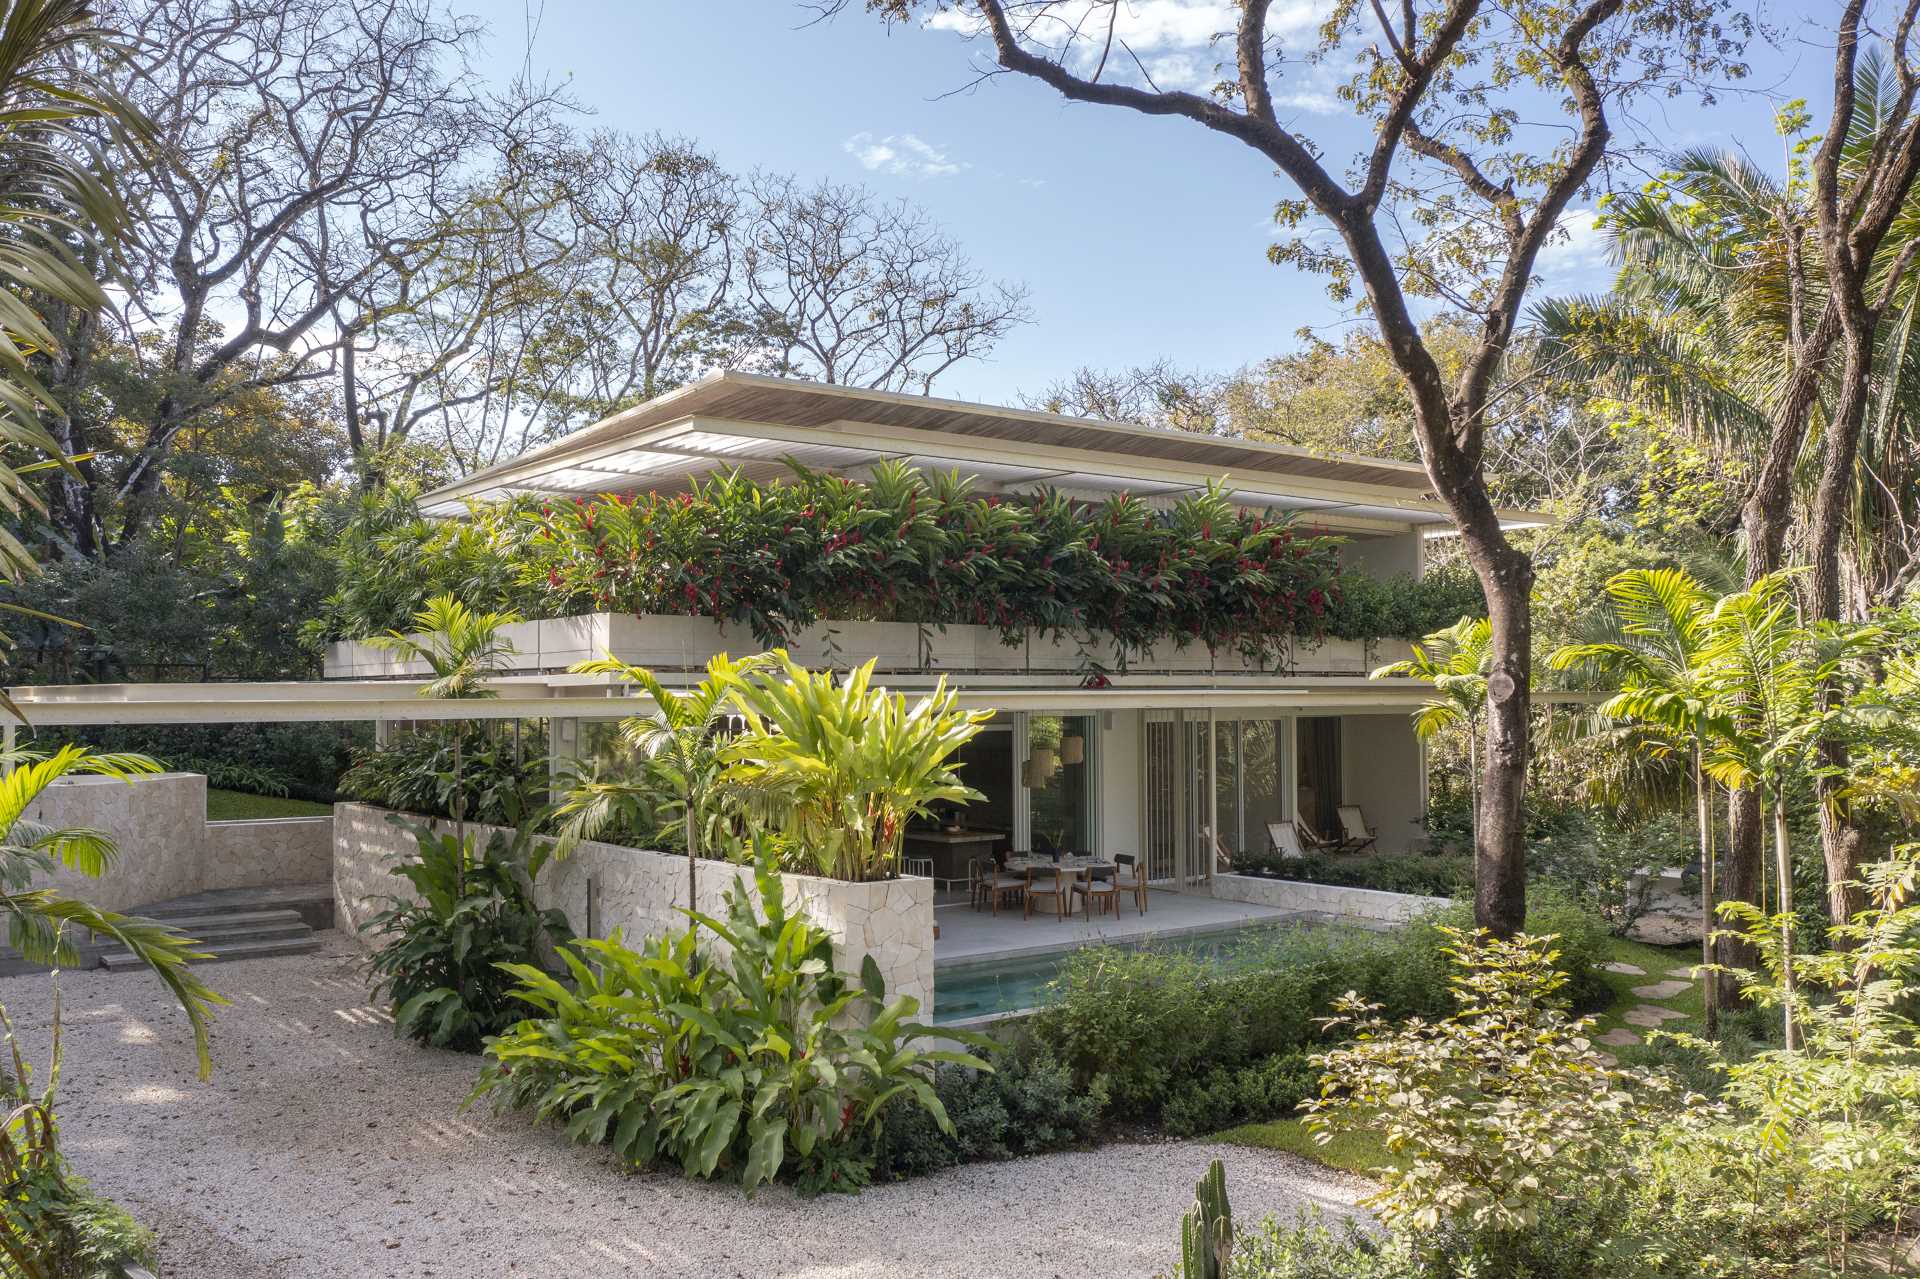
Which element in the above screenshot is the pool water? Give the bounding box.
[931,921,1298,1024]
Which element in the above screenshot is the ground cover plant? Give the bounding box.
[470,854,987,1196]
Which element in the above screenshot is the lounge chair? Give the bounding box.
[1335,805,1378,854]
[1267,821,1309,861]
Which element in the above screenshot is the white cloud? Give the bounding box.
[1534,208,1614,287]
[843,131,968,178]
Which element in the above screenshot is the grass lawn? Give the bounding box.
[206,788,333,821]
[1217,932,1704,1177]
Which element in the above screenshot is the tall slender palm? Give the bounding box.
[1372,617,1494,813]
[367,595,520,861]
[1549,568,1725,1033]
[1692,573,1884,1051]
[0,745,224,1074]
[551,652,767,914]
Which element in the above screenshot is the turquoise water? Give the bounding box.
[931,921,1298,1025]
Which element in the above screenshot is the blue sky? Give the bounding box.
[467,1,1829,405]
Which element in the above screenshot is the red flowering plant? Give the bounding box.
[517,460,1344,663]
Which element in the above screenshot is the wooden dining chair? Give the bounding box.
[1073,865,1119,920]
[1112,852,1149,915]
[972,857,1023,915]
[1024,865,1072,921]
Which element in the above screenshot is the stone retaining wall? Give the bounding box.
[333,803,934,1012]
[26,773,334,912]
[1210,872,1449,923]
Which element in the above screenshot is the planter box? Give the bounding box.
[1290,636,1371,675]
[333,803,934,1013]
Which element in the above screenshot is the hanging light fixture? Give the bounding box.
[1060,734,1085,766]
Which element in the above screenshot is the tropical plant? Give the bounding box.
[339,725,547,829]
[1691,572,1889,1048]
[366,594,521,853]
[1645,849,1920,1274]
[720,652,992,882]
[362,816,572,1052]
[1371,617,1493,810]
[0,747,220,1071]
[1550,567,1723,1026]
[471,852,989,1196]
[1301,928,1675,1274]
[551,652,767,909]
[0,744,224,1277]
[0,0,145,606]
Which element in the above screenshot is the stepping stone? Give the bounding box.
[1666,965,1701,979]
[1602,961,1645,975]
[1593,1051,1618,1067]
[1624,1004,1687,1028]
[1599,1028,1642,1047]
[1632,979,1693,1000]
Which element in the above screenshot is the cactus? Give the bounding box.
[1178,1158,1235,1279]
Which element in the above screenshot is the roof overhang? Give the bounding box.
[419,372,1553,537]
[6,677,1600,728]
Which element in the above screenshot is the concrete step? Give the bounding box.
[148,908,310,934]
[100,934,322,972]
[167,917,313,947]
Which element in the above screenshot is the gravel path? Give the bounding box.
[3,933,1368,1278]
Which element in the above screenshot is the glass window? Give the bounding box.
[1206,717,1289,858]
[1027,713,1095,855]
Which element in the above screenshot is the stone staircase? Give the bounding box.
[1,883,332,976]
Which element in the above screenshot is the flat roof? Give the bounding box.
[419,372,1551,536]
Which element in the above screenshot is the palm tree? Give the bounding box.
[1549,568,1724,1033]
[0,0,148,717]
[1372,617,1494,813]
[1691,572,1884,1051]
[367,595,520,860]
[0,745,224,1074]
[551,652,767,913]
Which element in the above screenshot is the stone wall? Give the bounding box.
[1210,871,1449,924]
[26,773,335,912]
[333,803,935,1013]
[205,818,334,892]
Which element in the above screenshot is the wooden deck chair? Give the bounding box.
[1267,821,1308,861]
[1335,805,1378,854]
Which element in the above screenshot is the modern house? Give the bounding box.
[10,372,1549,1019]
[328,372,1546,886]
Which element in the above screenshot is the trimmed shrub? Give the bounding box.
[869,1044,1105,1180]
[1163,1051,1318,1138]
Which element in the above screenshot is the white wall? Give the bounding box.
[1096,710,1144,858]
[334,804,935,1014]
[1339,714,1427,853]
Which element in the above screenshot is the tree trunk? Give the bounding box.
[1808,329,1875,930]
[1695,751,1718,1038]
[1464,536,1533,938]
[1772,797,1801,1052]
[1719,786,1764,1009]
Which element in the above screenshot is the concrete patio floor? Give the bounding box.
[934,886,1299,964]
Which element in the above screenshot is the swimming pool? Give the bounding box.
[930,920,1301,1025]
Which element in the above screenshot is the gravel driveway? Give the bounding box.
[3,933,1368,1278]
